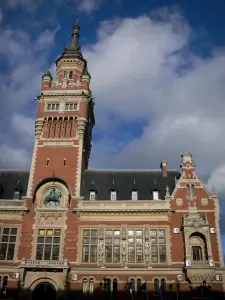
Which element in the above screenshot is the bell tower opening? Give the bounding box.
[32,282,56,300]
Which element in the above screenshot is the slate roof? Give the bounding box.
[0,170,30,200]
[0,169,181,201]
[81,169,181,200]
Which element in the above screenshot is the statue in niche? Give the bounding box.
[44,187,62,207]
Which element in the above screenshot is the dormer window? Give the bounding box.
[13,190,20,200]
[153,190,159,200]
[110,191,117,201]
[89,191,96,201]
[131,190,138,200]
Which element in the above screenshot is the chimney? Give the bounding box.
[160,160,167,177]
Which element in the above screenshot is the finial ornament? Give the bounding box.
[212,185,216,194]
[166,185,170,196]
[75,16,79,25]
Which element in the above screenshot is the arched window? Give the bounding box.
[189,233,207,261]
[89,278,94,295]
[154,278,159,294]
[161,278,166,293]
[69,71,73,79]
[82,278,88,295]
[112,278,118,297]
[137,278,142,297]
[2,275,8,294]
[130,278,135,294]
[192,246,203,261]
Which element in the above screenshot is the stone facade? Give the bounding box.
[0,21,225,300]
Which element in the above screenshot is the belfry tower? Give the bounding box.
[26,19,95,199]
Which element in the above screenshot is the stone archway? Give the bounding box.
[32,282,56,300]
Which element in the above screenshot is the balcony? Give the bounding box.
[20,259,69,269]
[189,260,210,268]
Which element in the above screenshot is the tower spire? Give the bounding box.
[56,18,83,62]
[69,17,81,51]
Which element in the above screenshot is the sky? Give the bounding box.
[1,0,225,252]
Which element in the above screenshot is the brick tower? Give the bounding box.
[26,19,95,200]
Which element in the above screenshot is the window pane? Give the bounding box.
[83,237,89,244]
[82,245,89,262]
[105,230,112,237]
[83,230,90,237]
[9,236,16,242]
[53,237,60,244]
[0,243,7,260]
[47,230,53,236]
[7,244,15,260]
[128,246,135,263]
[113,246,120,263]
[158,230,165,237]
[52,245,60,260]
[36,244,43,260]
[2,236,8,243]
[159,245,166,263]
[136,246,143,262]
[90,245,97,262]
[39,229,45,236]
[3,228,9,234]
[37,237,44,243]
[105,246,112,263]
[54,229,61,236]
[114,230,120,236]
[45,237,52,243]
[44,245,51,260]
[91,230,98,237]
[11,228,17,235]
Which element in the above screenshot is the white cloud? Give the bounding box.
[78,11,225,195]
[76,0,102,14]
[0,144,31,169]
[1,6,225,204]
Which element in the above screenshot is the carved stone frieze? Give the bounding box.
[143,226,151,266]
[201,198,208,206]
[176,198,183,206]
[98,226,105,267]
[39,212,64,226]
[183,210,208,228]
[120,227,128,266]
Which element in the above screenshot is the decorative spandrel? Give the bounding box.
[43,187,62,207]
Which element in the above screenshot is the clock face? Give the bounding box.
[43,187,62,207]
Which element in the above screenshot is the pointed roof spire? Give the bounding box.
[56,18,84,63]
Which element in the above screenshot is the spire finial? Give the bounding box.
[75,16,79,26]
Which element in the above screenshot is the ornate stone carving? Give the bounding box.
[120,227,128,266]
[166,185,170,196]
[201,198,208,206]
[39,213,63,226]
[35,118,44,139]
[176,198,183,206]
[183,210,208,228]
[143,226,150,266]
[97,226,105,266]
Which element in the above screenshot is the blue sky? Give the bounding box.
[1,0,225,252]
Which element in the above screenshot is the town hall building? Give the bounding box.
[0,20,225,300]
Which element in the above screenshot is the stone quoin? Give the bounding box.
[0,20,225,300]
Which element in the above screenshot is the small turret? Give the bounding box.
[82,65,91,88]
[42,70,52,89]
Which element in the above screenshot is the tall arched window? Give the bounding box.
[137,278,142,297]
[82,278,88,295]
[89,278,94,295]
[112,278,118,298]
[189,232,207,261]
[154,278,159,294]
[161,278,166,293]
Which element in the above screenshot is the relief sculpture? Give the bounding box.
[43,187,62,207]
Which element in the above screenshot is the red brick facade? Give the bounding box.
[0,21,225,300]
